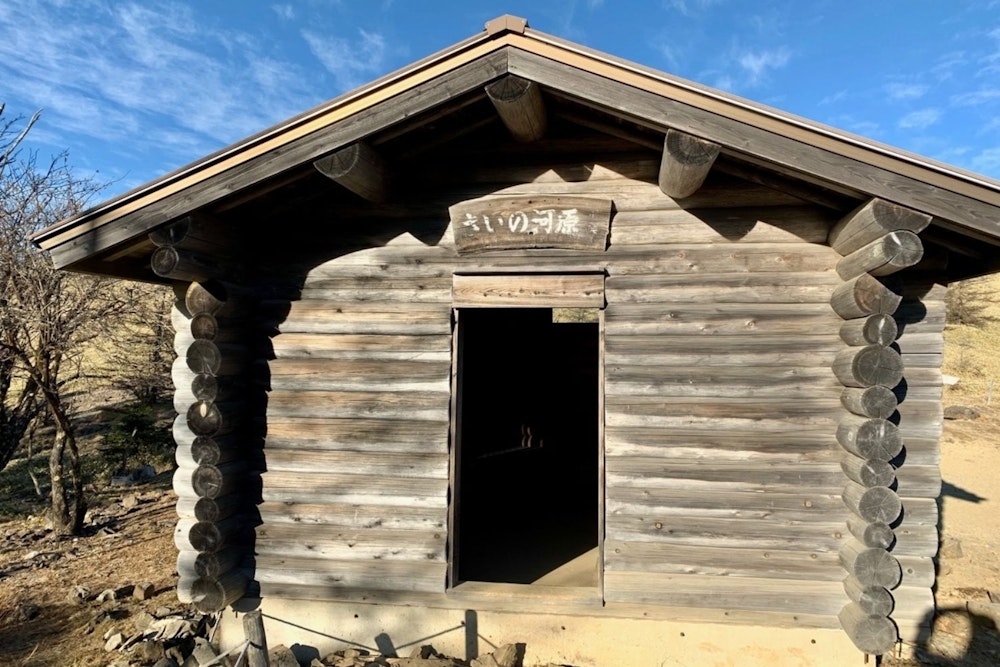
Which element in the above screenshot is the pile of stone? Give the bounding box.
[268,642,538,667]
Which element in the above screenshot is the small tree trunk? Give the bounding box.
[46,394,86,535]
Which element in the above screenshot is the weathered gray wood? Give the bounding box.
[258,501,445,530]
[840,539,902,589]
[255,525,445,562]
[606,364,838,399]
[836,415,902,461]
[263,449,447,479]
[174,461,246,498]
[268,358,450,393]
[187,400,241,437]
[607,274,839,305]
[151,246,221,282]
[606,459,844,494]
[277,305,451,336]
[839,314,898,346]
[828,199,933,255]
[485,75,547,142]
[607,487,844,521]
[178,547,245,580]
[658,129,721,199]
[270,333,450,360]
[185,340,247,376]
[838,601,897,655]
[830,274,902,319]
[606,302,841,336]
[449,195,612,253]
[840,386,898,419]
[836,231,924,280]
[844,576,894,616]
[243,609,269,667]
[314,142,389,202]
[609,207,834,245]
[842,481,902,524]
[192,570,248,613]
[452,273,604,307]
[832,345,903,388]
[604,540,839,581]
[846,515,895,549]
[175,493,244,522]
[841,454,895,488]
[149,213,233,255]
[266,390,449,421]
[190,313,249,344]
[254,557,447,593]
[186,281,256,319]
[174,515,249,553]
[261,471,448,507]
[264,418,447,453]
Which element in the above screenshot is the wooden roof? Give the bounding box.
[34,15,1000,278]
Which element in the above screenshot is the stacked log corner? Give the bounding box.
[827,199,932,656]
[160,221,260,613]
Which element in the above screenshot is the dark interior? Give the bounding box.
[455,308,599,585]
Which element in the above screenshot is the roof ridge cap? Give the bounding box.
[485,15,528,36]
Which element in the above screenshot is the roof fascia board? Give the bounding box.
[523,28,1000,200]
[35,31,514,252]
[507,43,1000,240]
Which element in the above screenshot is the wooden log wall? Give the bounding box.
[255,135,877,630]
[153,217,260,612]
[825,199,936,655]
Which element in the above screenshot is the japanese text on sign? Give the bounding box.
[460,208,581,236]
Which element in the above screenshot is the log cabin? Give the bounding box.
[34,15,1000,666]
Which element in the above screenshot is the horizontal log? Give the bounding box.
[187,401,243,437]
[846,515,895,550]
[838,601,897,655]
[190,312,251,344]
[191,570,249,613]
[840,539,902,589]
[836,415,902,461]
[604,540,839,581]
[278,306,451,336]
[835,231,923,280]
[658,128,721,199]
[314,142,389,202]
[175,493,244,522]
[185,340,247,376]
[300,287,451,304]
[844,576,893,616]
[605,303,841,336]
[832,344,904,389]
[828,198,932,256]
[261,471,448,507]
[606,459,844,494]
[263,449,448,479]
[840,386,898,419]
[839,315,897,347]
[607,487,844,522]
[605,513,846,551]
[255,525,445,562]
[452,273,604,307]
[485,75,547,143]
[173,461,246,499]
[257,501,445,531]
[841,454,895,488]
[264,418,448,453]
[174,514,251,553]
[151,246,221,282]
[606,364,838,398]
[603,572,844,616]
[830,274,902,319]
[270,333,451,360]
[608,208,834,246]
[268,358,450,393]
[254,556,446,593]
[843,481,902,524]
[149,213,234,256]
[177,547,245,580]
[186,281,256,319]
[266,390,449,422]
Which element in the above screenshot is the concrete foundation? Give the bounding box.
[218,598,868,666]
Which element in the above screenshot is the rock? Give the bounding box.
[410,645,438,659]
[105,632,125,652]
[944,405,980,420]
[189,637,217,665]
[135,464,157,481]
[493,643,524,667]
[122,494,140,509]
[67,584,90,604]
[311,660,326,667]
[153,659,180,667]
[134,640,164,662]
[940,537,964,558]
[15,602,41,621]
[270,644,302,667]
[96,589,118,603]
[154,606,174,618]
[134,581,156,600]
[133,609,156,633]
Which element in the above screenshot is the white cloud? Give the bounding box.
[885,82,929,100]
[898,108,942,130]
[951,87,1000,106]
[819,90,848,106]
[970,146,1000,173]
[271,4,295,20]
[303,29,387,91]
[738,47,791,85]
[663,0,724,16]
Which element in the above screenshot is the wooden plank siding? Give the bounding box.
[257,142,856,627]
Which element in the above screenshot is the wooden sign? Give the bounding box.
[449,196,612,254]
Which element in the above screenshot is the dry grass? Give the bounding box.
[943,274,1000,407]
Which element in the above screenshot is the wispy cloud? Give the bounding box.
[970,146,1000,173]
[951,87,1000,106]
[885,82,929,100]
[303,29,387,91]
[271,4,295,20]
[819,90,848,106]
[663,0,725,16]
[898,108,942,130]
[738,47,791,85]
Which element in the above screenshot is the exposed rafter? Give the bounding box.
[658,128,721,199]
[485,75,548,143]
[314,142,390,203]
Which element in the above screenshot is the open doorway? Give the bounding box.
[452,307,600,586]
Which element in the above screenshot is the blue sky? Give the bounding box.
[3,1,1000,198]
